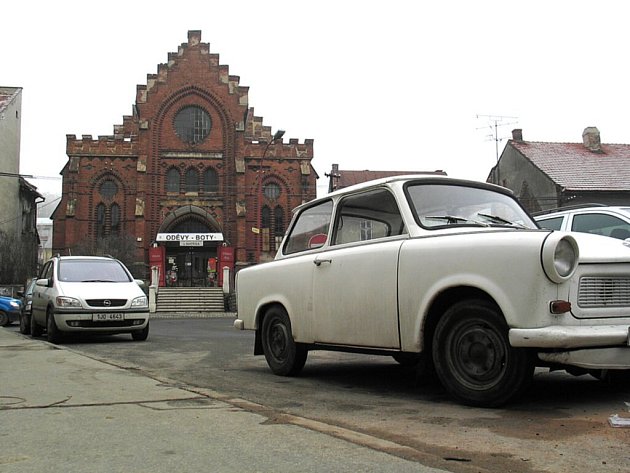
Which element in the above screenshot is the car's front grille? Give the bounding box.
[578,277,630,308]
[73,320,139,328]
[85,299,127,307]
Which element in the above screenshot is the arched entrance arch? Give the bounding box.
[153,205,233,287]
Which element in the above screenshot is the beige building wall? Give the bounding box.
[0,87,22,238]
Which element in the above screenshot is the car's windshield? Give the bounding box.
[58,259,132,283]
[405,183,537,229]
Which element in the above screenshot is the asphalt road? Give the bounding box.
[13,317,630,473]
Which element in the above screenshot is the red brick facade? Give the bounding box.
[52,30,316,285]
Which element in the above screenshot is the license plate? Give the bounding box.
[92,313,125,321]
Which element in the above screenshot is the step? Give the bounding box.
[156,287,226,312]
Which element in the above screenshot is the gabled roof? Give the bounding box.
[509,140,630,191]
[0,87,21,114]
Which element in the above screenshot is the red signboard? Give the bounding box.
[148,246,166,287]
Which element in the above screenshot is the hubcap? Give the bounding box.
[269,321,288,360]
[451,323,506,387]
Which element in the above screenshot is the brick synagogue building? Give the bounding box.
[52,30,317,287]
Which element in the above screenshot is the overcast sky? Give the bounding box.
[3,0,630,200]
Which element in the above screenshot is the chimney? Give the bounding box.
[512,129,523,141]
[582,126,602,152]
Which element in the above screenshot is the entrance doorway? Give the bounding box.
[167,248,215,287]
[157,205,228,288]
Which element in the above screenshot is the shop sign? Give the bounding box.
[180,241,203,247]
[156,233,223,242]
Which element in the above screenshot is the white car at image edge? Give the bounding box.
[235,175,630,407]
[535,205,630,240]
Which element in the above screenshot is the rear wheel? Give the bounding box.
[31,312,43,337]
[46,310,62,344]
[590,369,630,386]
[19,311,30,334]
[432,299,534,407]
[0,311,9,327]
[131,322,149,341]
[261,306,307,376]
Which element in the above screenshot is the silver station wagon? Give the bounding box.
[235,175,630,406]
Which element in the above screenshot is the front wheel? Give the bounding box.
[432,299,534,407]
[47,311,62,344]
[0,311,9,327]
[131,322,149,341]
[261,306,307,376]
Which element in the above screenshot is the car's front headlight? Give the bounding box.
[131,296,148,308]
[541,233,579,283]
[56,296,82,308]
[10,300,20,309]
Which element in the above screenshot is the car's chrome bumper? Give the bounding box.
[537,348,630,369]
[54,312,150,332]
[510,325,630,369]
[509,325,629,349]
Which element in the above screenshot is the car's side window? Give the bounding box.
[537,216,564,230]
[332,188,404,245]
[283,200,333,255]
[572,213,630,238]
[39,261,53,280]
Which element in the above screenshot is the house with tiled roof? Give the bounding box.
[326,163,447,193]
[0,86,42,285]
[487,127,630,213]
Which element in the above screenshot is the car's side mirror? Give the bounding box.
[35,278,49,288]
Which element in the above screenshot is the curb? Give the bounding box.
[150,312,237,319]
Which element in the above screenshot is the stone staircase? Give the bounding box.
[155,287,226,313]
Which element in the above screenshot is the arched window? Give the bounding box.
[185,168,199,193]
[262,206,271,228]
[273,206,285,251]
[203,168,219,193]
[111,204,121,235]
[96,204,106,238]
[274,206,284,234]
[167,168,180,193]
[260,205,285,252]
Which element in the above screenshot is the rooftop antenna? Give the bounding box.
[476,114,519,163]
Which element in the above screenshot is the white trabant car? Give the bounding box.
[234,175,630,406]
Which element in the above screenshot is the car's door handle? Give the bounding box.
[313,258,332,266]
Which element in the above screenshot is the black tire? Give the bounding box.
[432,299,534,407]
[0,311,9,327]
[31,312,43,337]
[47,310,62,344]
[131,322,149,341]
[590,369,630,386]
[19,311,30,334]
[261,306,307,376]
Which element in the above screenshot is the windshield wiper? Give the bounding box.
[80,279,117,283]
[425,215,488,226]
[476,213,526,228]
